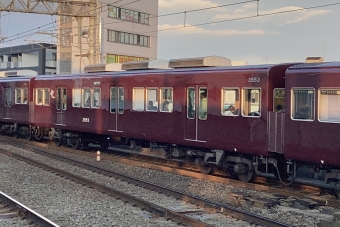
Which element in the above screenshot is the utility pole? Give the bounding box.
[0,0,99,72]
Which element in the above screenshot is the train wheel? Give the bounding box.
[237,168,254,182]
[35,128,43,141]
[71,137,81,150]
[55,139,62,147]
[200,165,213,175]
[26,129,32,141]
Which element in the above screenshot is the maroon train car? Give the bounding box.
[95,58,295,181]
[284,62,340,183]
[0,75,33,137]
[32,73,111,148]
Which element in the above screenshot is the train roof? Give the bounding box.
[33,62,296,81]
[287,61,340,70]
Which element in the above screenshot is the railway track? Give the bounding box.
[0,136,293,227]
[0,190,59,227]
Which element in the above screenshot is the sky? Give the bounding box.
[1,0,340,65]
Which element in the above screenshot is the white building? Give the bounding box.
[58,0,158,74]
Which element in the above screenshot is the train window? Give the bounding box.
[23,88,28,104]
[274,88,285,112]
[242,88,261,117]
[291,88,314,121]
[318,89,340,123]
[36,88,43,105]
[56,88,61,110]
[62,88,67,110]
[221,88,239,116]
[199,88,207,120]
[146,88,158,112]
[118,87,124,114]
[92,88,101,108]
[187,87,195,119]
[44,89,50,106]
[160,88,173,112]
[82,88,91,108]
[72,89,81,107]
[133,87,144,111]
[15,88,21,104]
[5,88,11,107]
[110,87,116,113]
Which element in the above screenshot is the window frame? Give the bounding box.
[291,87,315,121]
[43,88,50,106]
[198,87,208,120]
[241,87,261,118]
[221,87,240,116]
[15,88,22,104]
[82,88,91,108]
[317,87,340,123]
[187,87,196,119]
[160,87,173,113]
[132,87,145,111]
[35,88,43,106]
[92,87,101,109]
[146,87,158,112]
[72,88,82,108]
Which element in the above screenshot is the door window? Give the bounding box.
[187,87,195,119]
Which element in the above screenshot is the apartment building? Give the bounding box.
[0,43,57,75]
[59,0,158,74]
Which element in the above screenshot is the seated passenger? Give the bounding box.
[162,101,169,111]
[226,105,239,116]
[147,101,157,111]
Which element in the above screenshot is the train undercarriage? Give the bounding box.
[2,123,340,189]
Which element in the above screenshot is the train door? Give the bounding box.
[184,86,207,142]
[56,87,67,126]
[268,88,285,154]
[108,86,124,132]
[4,87,12,119]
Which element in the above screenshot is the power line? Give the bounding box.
[0,0,134,43]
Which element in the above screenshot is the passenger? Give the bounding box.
[226,105,239,115]
[147,101,157,111]
[23,98,27,104]
[199,92,207,119]
[162,101,169,111]
[85,97,91,107]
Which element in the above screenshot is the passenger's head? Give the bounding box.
[228,105,236,112]
[148,101,153,106]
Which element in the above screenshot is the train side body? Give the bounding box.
[285,62,340,167]
[0,77,33,125]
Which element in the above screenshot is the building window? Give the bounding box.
[243,88,261,117]
[291,88,314,120]
[106,54,148,64]
[108,5,150,25]
[107,29,150,47]
[222,88,239,116]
